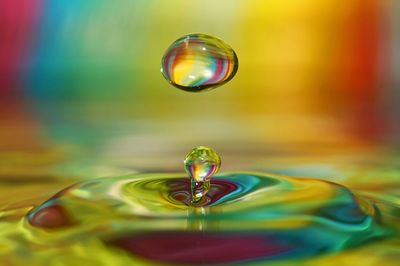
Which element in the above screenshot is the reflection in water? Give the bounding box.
[20,172,390,265]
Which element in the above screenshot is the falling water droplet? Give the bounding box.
[184,146,221,203]
[161,33,238,92]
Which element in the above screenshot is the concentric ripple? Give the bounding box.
[25,172,388,265]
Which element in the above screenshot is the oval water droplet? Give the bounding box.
[184,146,221,203]
[161,33,238,92]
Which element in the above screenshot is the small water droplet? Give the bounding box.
[161,33,238,92]
[184,146,221,203]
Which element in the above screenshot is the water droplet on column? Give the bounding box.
[184,146,221,203]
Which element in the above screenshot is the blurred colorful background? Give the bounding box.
[0,0,399,265]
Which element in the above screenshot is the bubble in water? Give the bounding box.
[161,33,238,92]
[184,146,221,203]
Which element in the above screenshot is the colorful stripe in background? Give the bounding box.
[0,0,398,158]
[0,0,41,96]
[0,1,397,103]
[0,0,398,173]
[0,1,397,121]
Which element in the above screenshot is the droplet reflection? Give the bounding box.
[184,146,221,203]
[161,33,238,92]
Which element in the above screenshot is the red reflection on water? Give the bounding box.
[28,204,74,229]
[168,179,238,206]
[109,232,289,264]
